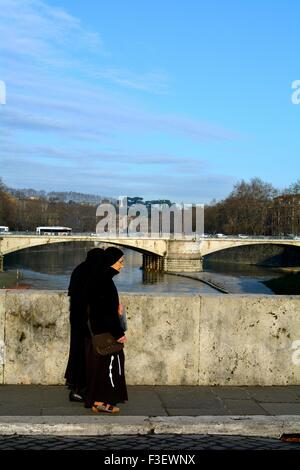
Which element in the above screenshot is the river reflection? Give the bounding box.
[1,242,216,294]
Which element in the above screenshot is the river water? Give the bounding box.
[0,242,290,294]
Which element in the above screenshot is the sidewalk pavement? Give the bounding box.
[0,385,300,437]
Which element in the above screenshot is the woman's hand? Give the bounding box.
[118,304,124,316]
[117,335,127,343]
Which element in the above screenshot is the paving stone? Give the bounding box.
[248,387,300,403]
[167,406,231,416]
[259,403,300,414]
[210,386,250,399]
[159,395,221,409]
[2,385,300,421]
[223,399,267,415]
[285,386,300,397]
[41,407,92,416]
[157,387,216,407]
[0,407,42,416]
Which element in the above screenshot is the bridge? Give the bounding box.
[0,234,300,272]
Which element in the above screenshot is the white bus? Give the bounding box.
[0,226,9,233]
[36,226,72,236]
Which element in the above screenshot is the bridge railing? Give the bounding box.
[1,232,299,240]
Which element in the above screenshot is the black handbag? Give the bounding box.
[92,332,124,356]
[87,305,124,356]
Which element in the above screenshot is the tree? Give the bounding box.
[221,178,278,235]
[0,178,18,227]
[203,178,279,235]
[285,180,300,195]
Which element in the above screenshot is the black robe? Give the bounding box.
[64,261,90,396]
[88,266,125,339]
[84,266,128,407]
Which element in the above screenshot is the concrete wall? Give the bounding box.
[0,290,300,385]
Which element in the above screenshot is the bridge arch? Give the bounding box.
[200,239,300,257]
[0,235,168,272]
[201,240,300,269]
[0,235,167,257]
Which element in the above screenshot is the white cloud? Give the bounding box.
[93,68,169,94]
[0,0,239,201]
[0,0,104,62]
[2,156,235,202]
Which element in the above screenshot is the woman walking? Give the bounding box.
[65,248,104,402]
[85,246,128,413]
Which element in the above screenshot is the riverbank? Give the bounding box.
[0,269,21,289]
[170,271,275,294]
[263,272,300,295]
[168,272,228,293]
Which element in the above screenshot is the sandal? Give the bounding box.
[92,402,120,413]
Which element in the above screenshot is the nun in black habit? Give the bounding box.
[64,248,104,402]
[84,246,128,413]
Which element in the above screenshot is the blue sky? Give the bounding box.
[0,0,299,203]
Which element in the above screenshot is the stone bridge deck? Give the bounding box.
[1,234,300,272]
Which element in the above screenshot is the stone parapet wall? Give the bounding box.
[0,290,300,385]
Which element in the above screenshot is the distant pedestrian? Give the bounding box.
[84,246,128,413]
[65,248,104,402]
